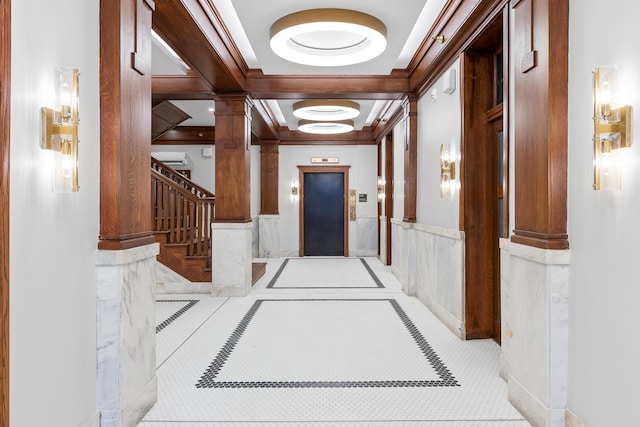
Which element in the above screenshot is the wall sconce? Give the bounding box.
[440,144,456,198]
[41,68,80,192]
[377,176,385,201]
[290,179,299,202]
[593,65,632,191]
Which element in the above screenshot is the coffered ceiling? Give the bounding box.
[151,0,453,139]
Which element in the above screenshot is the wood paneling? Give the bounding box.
[99,0,155,249]
[151,100,191,140]
[153,126,215,145]
[153,0,245,92]
[298,166,350,257]
[403,97,418,223]
[460,51,499,339]
[0,0,10,421]
[511,0,569,249]
[260,143,279,215]
[384,133,394,266]
[214,95,252,222]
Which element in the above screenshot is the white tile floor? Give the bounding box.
[142,257,530,427]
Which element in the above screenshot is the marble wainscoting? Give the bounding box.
[258,214,281,258]
[252,215,259,258]
[211,221,252,296]
[390,218,416,295]
[155,262,211,294]
[414,224,465,339]
[355,216,378,257]
[379,216,388,264]
[501,240,570,427]
[96,243,159,427]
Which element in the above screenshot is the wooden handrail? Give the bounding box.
[151,156,214,199]
[151,158,215,258]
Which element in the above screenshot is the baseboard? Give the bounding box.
[499,353,509,382]
[122,376,157,427]
[78,411,99,427]
[566,409,589,427]
[415,292,463,339]
[508,374,565,427]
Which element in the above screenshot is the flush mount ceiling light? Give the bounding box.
[270,8,387,67]
[298,119,355,134]
[293,100,361,121]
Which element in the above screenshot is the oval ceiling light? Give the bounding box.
[298,119,355,134]
[293,100,361,121]
[270,9,387,67]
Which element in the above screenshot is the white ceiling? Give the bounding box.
[153,0,450,130]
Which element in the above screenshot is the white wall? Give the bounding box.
[567,1,640,425]
[10,0,100,426]
[416,60,461,228]
[278,145,378,257]
[152,144,215,192]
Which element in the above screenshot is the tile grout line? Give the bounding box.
[156,296,232,370]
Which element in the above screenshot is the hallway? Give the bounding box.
[141,258,529,426]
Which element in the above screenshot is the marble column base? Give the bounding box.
[96,243,159,427]
[501,241,570,427]
[390,219,416,295]
[258,215,281,258]
[355,216,378,257]
[379,216,387,265]
[212,222,252,296]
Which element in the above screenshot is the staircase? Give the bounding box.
[151,157,214,282]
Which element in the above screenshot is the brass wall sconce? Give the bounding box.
[377,176,385,201]
[41,68,80,192]
[440,144,456,198]
[593,65,632,191]
[291,179,299,202]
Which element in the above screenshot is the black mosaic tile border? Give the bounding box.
[156,300,199,333]
[196,299,459,389]
[266,258,385,289]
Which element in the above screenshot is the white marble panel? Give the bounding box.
[503,241,570,427]
[258,215,281,258]
[414,224,464,338]
[355,216,378,256]
[252,216,260,258]
[379,216,387,265]
[390,219,408,292]
[96,243,159,427]
[155,262,211,294]
[499,239,511,382]
[212,222,253,296]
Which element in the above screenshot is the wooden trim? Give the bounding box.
[402,96,418,223]
[298,166,351,257]
[384,133,394,266]
[377,142,382,256]
[152,126,215,145]
[0,0,10,421]
[152,75,214,101]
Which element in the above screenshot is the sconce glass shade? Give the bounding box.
[593,65,632,190]
[439,144,456,199]
[55,68,79,126]
[293,100,360,121]
[377,176,385,201]
[290,179,299,202]
[298,119,354,134]
[270,9,387,67]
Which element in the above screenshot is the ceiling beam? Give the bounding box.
[278,127,376,145]
[245,70,409,100]
[152,75,214,101]
[152,126,215,145]
[153,0,246,92]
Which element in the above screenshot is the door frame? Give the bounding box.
[459,10,508,341]
[298,165,350,257]
[1,0,11,420]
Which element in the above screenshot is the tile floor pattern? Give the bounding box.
[143,257,530,426]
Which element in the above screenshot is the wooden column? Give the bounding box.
[260,142,279,215]
[384,132,394,265]
[511,0,569,249]
[0,0,10,422]
[214,95,253,222]
[403,96,418,223]
[99,0,156,249]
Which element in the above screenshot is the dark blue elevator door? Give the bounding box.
[303,172,344,256]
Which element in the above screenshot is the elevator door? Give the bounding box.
[303,172,344,256]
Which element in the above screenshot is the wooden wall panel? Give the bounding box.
[214,95,252,222]
[511,0,569,249]
[384,133,394,265]
[403,97,418,223]
[99,0,155,249]
[0,0,10,422]
[260,143,279,215]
